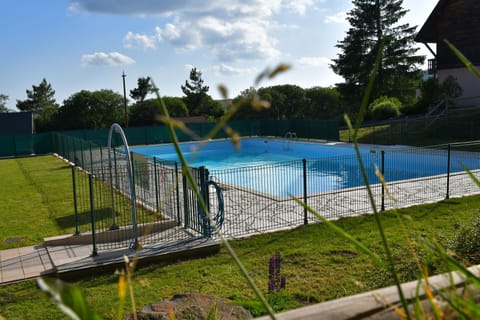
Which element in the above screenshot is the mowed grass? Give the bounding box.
[1,193,479,318]
[0,155,74,249]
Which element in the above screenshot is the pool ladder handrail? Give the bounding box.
[283,131,297,150]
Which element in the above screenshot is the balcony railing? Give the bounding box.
[428,58,437,75]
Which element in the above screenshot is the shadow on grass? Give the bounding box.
[55,207,117,229]
[52,165,73,170]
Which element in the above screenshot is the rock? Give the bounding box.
[127,293,252,320]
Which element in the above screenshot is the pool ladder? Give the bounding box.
[283,131,297,151]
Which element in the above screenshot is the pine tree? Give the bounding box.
[331,0,424,109]
[130,77,153,102]
[181,67,210,116]
[16,78,58,115]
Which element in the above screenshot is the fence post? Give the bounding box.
[107,145,119,230]
[446,144,451,199]
[72,166,80,236]
[175,162,181,226]
[99,146,104,179]
[81,140,85,168]
[199,166,210,236]
[381,150,385,211]
[130,151,139,249]
[70,136,74,164]
[183,174,189,228]
[89,173,98,256]
[303,159,308,225]
[154,157,159,213]
[89,142,94,172]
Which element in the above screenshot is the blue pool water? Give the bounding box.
[131,138,480,197]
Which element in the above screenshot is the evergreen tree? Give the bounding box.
[16,78,58,115]
[181,67,210,116]
[130,76,153,102]
[331,0,424,108]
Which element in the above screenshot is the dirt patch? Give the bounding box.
[127,293,252,320]
[4,237,25,244]
[326,250,358,258]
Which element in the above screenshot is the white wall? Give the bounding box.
[438,67,480,107]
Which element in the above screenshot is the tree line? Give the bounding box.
[0,0,461,132]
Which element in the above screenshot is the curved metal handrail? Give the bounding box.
[107,123,138,249]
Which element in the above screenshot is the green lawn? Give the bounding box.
[1,154,479,319]
[1,192,479,318]
[0,155,74,249]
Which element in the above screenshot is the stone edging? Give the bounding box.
[255,265,480,320]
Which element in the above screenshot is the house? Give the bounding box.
[415,0,480,107]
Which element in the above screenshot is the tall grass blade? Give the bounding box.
[345,37,411,319]
[444,39,480,80]
[151,83,278,319]
[422,240,480,318]
[425,240,480,288]
[461,164,480,188]
[37,278,101,320]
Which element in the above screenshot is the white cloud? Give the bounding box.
[123,32,156,49]
[81,52,135,66]
[213,64,256,76]
[285,0,317,15]
[156,22,203,50]
[151,15,281,62]
[297,56,331,67]
[74,0,321,63]
[324,11,347,24]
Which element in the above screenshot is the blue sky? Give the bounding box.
[2,0,438,110]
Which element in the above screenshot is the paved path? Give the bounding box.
[0,237,218,285]
[0,245,53,283]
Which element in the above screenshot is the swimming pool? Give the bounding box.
[131,138,480,197]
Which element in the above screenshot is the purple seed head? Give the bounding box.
[280,275,286,289]
[268,279,275,292]
[269,256,275,279]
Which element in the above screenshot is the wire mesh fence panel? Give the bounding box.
[382,146,480,207]
[209,161,307,238]
[305,153,382,220]
[131,157,186,247]
[71,167,97,234]
[68,148,189,251]
[60,133,480,253]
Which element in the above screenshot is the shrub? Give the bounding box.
[409,75,463,116]
[368,96,402,120]
[448,217,480,264]
[440,75,463,100]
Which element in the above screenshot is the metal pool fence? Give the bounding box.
[55,133,480,254]
[0,119,339,158]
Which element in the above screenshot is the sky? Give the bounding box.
[2,0,438,111]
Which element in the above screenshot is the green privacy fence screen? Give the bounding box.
[0,133,53,157]
[0,119,339,158]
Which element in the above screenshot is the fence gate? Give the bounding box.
[181,167,212,236]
